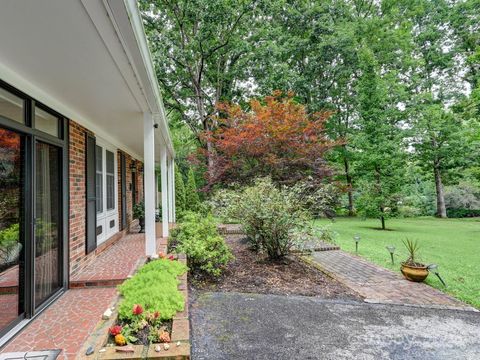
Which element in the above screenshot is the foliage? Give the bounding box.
[446,208,480,218]
[174,164,186,213]
[224,177,318,259]
[185,168,200,211]
[117,258,187,322]
[170,211,233,276]
[204,91,338,187]
[444,182,480,210]
[402,238,423,266]
[208,187,242,223]
[0,223,20,266]
[133,201,145,220]
[316,217,480,309]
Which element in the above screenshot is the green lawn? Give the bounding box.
[315,217,480,308]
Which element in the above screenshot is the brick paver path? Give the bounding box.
[309,250,476,310]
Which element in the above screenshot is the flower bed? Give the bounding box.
[79,254,190,359]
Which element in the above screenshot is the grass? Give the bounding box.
[314,217,480,309]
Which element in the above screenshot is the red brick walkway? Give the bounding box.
[308,250,476,310]
[1,233,168,358]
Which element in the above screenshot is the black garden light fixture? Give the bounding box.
[386,245,396,265]
[427,264,447,287]
[354,234,361,254]
[129,162,137,172]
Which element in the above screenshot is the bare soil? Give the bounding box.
[192,235,361,301]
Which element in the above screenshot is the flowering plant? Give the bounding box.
[132,304,143,315]
[109,325,122,336]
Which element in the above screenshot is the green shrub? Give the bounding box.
[185,168,200,211]
[226,177,317,259]
[446,208,480,218]
[0,223,20,265]
[117,258,187,322]
[175,164,186,213]
[170,211,233,277]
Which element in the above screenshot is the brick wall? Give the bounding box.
[69,120,144,277]
[68,120,93,275]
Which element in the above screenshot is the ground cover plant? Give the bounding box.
[315,217,480,308]
[109,257,187,345]
[170,211,233,277]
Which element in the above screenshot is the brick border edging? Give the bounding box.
[76,255,190,360]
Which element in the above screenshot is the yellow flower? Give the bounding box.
[114,334,127,346]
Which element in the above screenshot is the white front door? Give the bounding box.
[95,140,118,245]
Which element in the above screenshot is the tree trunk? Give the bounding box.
[381,215,386,230]
[194,83,215,175]
[343,155,354,216]
[434,162,447,218]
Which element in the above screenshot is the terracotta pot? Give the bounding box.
[401,262,429,282]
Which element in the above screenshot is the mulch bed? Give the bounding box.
[192,235,361,301]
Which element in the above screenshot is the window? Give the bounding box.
[96,145,103,213]
[106,150,115,210]
[0,87,24,124]
[35,106,59,137]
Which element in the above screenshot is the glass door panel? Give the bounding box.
[0,127,25,333]
[34,141,61,308]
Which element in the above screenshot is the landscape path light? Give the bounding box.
[354,234,361,254]
[427,264,446,287]
[386,245,396,265]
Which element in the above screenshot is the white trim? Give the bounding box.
[160,144,169,237]
[144,112,157,255]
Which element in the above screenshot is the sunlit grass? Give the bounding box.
[315,217,480,308]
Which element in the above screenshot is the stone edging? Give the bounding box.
[76,255,190,360]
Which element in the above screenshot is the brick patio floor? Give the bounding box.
[308,250,477,310]
[1,233,168,358]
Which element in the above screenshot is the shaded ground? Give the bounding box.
[193,235,359,300]
[190,291,480,360]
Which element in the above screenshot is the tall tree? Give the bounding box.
[174,164,186,213]
[140,0,258,171]
[185,168,200,211]
[354,47,405,230]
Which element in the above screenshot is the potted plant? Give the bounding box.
[400,238,429,282]
[133,202,145,233]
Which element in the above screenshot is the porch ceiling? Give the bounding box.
[0,0,172,160]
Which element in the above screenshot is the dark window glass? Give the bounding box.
[106,151,115,210]
[0,88,24,124]
[0,127,25,332]
[35,107,59,137]
[96,146,103,213]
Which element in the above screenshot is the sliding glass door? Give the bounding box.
[0,81,67,340]
[0,127,25,334]
[34,141,62,308]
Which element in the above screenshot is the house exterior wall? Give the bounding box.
[69,120,143,277]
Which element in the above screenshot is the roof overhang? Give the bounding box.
[0,0,174,161]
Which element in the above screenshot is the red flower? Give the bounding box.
[168,255,175,261]
[132,304,143,315]
[109,325,122,336]
[154,311,160,319]
[158,252,166,259]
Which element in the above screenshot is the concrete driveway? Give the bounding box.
[190,291,480,360]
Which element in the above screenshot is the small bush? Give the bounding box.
[446,208,480,218]
[226,177,318,259]
[170,212,233,277]
[118,258,187,322]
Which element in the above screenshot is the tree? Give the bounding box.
[185,167,200,211]
[174,164,186,213]
[139,0,259,171]
[204,91,339,188]
[354,47,405,230]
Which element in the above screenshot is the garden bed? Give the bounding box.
[78,255,190,360]
[192,234,361,300]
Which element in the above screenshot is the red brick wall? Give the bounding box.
[68,120,93,275]
[69,120,144,277]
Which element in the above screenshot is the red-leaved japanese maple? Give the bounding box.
[202,91,340,187]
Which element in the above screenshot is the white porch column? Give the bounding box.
[143,112,156,256]
[167,157,174,223]
[172,159,176,222]
[160,144,169,237]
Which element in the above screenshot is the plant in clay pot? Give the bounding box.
[400,238,429,282]
[133,202,145,233]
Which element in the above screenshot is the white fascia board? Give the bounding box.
[0,60,143,161]
[104,0,175,158]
